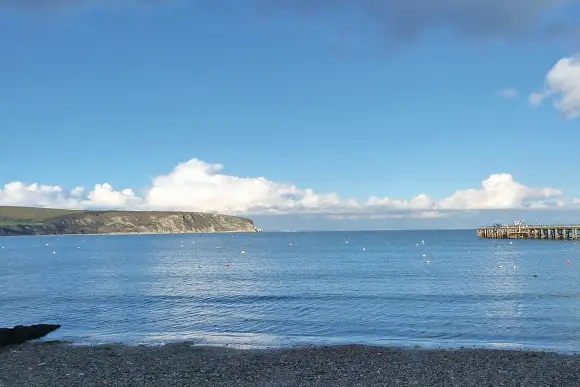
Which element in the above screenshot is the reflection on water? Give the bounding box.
[1,231,580,353]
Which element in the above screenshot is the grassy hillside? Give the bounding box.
[0,206,257,236]
[0,206,81,222]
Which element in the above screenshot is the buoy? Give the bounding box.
[567,259,571,264]
[426,260,430,264]
[52,251,56,254]
[240,250,246,254]
[422,254,426,257]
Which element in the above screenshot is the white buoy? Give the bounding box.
[241,250,246,254]
[52,251,56,254]
[362,247,366,251]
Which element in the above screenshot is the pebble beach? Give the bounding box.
[2,342,580,387]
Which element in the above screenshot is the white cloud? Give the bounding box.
[530,55,580,118]
[0,182,84,209]
[497,88,519,99]
[84,183,142,208]
[0,158,570,219]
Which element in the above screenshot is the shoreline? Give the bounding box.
[0,230,258,238]
[34,337,580,356]
[2,342,580,386]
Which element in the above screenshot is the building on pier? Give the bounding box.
[477,224,580,240]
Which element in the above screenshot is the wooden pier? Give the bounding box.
[477,224,580,240]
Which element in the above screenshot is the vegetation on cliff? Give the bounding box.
[0,206,257,236]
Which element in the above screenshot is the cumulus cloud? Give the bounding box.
[530,56,580,118]
[259,0,579,44]
[0,158,570,219]
[497,88,519,99]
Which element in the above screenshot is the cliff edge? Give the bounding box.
[0,206,257,236]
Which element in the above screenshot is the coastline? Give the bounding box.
[0,230,257,238]
[2,342,580,387]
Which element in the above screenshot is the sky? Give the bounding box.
[1,0,580,230]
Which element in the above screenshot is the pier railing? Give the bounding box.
[477,224,579,229]
[476,224,580,240]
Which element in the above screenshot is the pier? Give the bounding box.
[477,224,580,240]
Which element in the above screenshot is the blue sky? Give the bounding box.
[1,0,579,229]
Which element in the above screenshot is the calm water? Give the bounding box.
[1,230,580,352]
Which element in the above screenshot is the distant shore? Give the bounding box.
[1,342,580,387]
[0,230,255,238]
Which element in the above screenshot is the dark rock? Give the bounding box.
[0,324,61,347]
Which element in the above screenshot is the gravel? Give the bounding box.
[1,342,580,386]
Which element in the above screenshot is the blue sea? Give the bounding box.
[1,230,580,353]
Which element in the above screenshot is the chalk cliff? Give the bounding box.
[0,208,257,236]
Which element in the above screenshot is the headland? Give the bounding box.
[0,206,257,236]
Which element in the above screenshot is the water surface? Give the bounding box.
[1,230,579,352]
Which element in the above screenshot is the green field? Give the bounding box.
[0,206,80,222]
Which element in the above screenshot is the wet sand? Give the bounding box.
[2,342,580,386]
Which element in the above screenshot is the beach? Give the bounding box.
[1,342,580,387]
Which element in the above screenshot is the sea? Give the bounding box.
[1,230,580,353]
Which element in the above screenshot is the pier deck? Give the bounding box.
[477,225,580,240]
